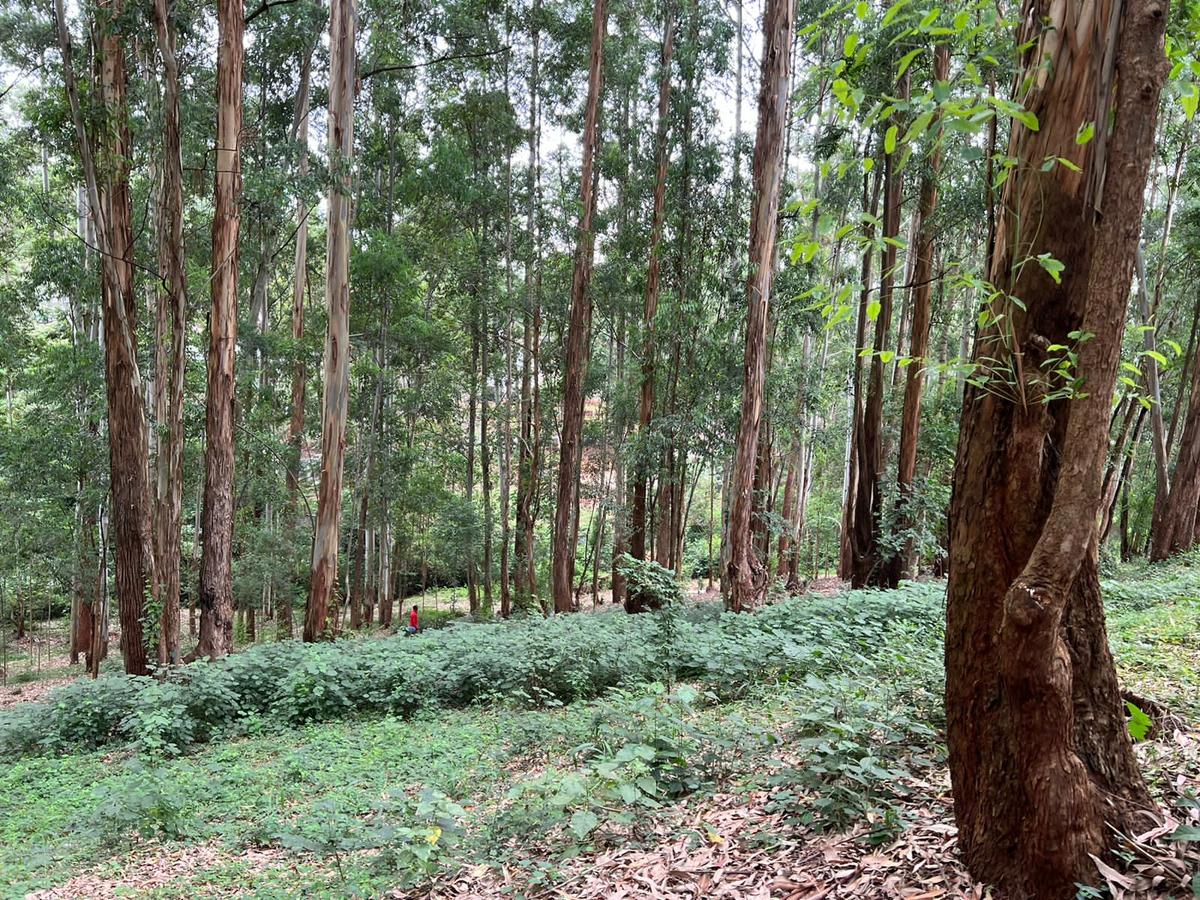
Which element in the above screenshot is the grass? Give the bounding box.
[1,561,1198,898]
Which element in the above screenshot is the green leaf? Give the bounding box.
[844,33,860,57]
[854,0,870,18]
[1169,825,1200,842]
[884,125,899,154]
[882,0,913,26]
[1182,85,1198,121]
[879,350,895,363]
[1036,253,1065,284]
[867,300,882,321]
[1125,701,1151,742]
[1143,349,1168,366]
[569,809,600,840]
[896,48,922,79]
[1076,121,1095,144]
[1013,109,1039,131]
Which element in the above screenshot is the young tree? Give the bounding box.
[195,0,244,660]
[944,0,1167,893]
[723,0,793,613]
[551,0,607,614]
[305,0,357,641]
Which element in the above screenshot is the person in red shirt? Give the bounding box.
[406,604,419,635]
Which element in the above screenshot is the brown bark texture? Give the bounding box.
[886,46,949,585]
[196,0,244,660]
[551,0,606,614]
[55,0,158,676]
[850,74,907,589]
[151,0,188,666]
[723,0,793,612]
[944,0,1167,893]
[628,2,675,592]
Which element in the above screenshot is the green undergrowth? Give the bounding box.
[0,583,944,757]
[0,567,1196,897]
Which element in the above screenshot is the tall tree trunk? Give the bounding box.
[551,0,606,614]
[838,162,882,580]
[281,50,312,642]
[55,0,157,676]
[195,0,243,660]
[305,0,356,641]
[151,0,188,667]
[944,0,1165,891]
[887,46,948,586]
[515,0,541,612]
[481,299,494,616]
[723,0,793,612]
[851,74,907,589]
[628,1,675,586]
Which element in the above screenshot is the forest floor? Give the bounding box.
[1,564,1198,899]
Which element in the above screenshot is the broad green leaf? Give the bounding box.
[867,300,882,321]
[896,48,923,79]
[569,809,600,840]
[1036,253,1065,284]
[1169,825,1200,842]
[882,0,913,26]
[885,125,899,154]
[1076,121,1095,144]
[1125,701,1151,742]
[844,33,860,57]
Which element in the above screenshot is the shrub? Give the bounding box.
[0,582,948,758]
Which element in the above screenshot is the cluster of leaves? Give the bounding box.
[0,583,947,757]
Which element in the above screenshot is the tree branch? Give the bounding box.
[360,46,510,81]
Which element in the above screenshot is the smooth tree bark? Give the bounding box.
[886,45,949,585]
[55,0,158,676]
[628,1,675,593]
[194,0,244,660]
[281,48,312,641]
[944,0,1167,892]
[723,0,793,612]
[551,0,606,614]
[305,0,357,641]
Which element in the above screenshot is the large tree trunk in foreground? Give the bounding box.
[305,0,356,640]
[55,0,157,676]
[195,0,243,660]
[723,0,793,613]
[551,0,606,614]
[945,0,1166,893]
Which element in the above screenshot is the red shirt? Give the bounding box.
[410,609,419,629]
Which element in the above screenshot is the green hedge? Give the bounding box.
[0,583,946,758]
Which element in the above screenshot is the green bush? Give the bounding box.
[0,583,947,758]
